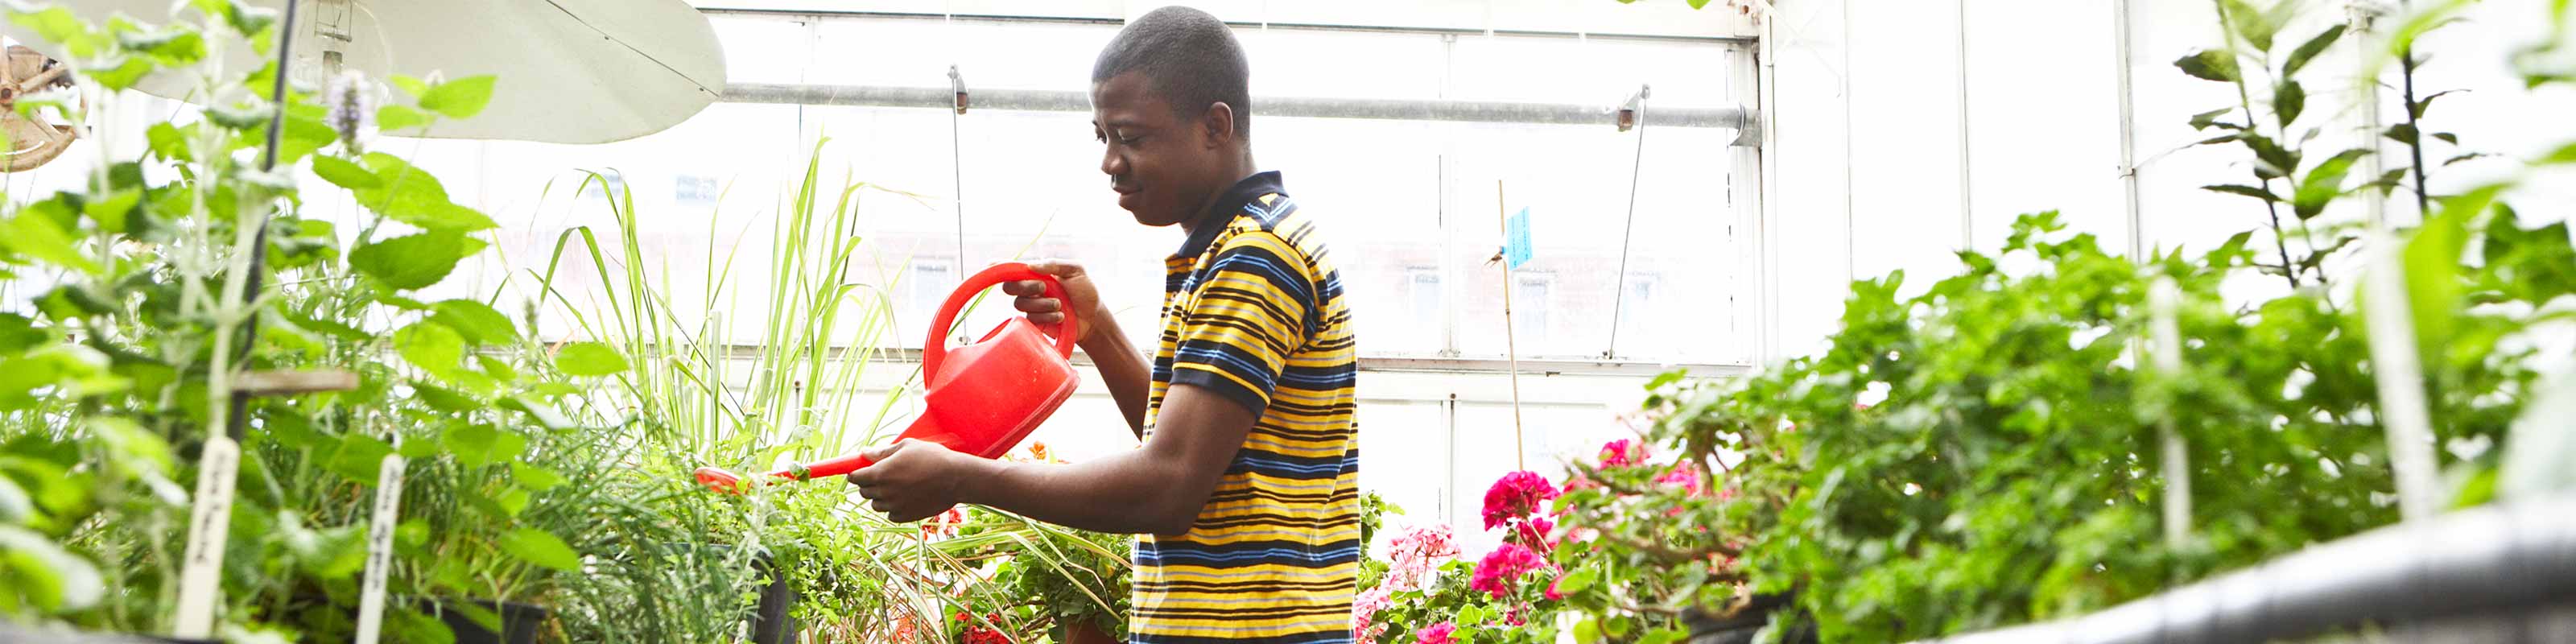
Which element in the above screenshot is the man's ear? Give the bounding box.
[1200,101,1237,150]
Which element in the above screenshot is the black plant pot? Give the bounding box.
[667,543,800,644]
[747,551,800,644]
[1684,593,1815,644]
[431,599,549,644]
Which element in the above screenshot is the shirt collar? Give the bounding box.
[1172,171,1286,261]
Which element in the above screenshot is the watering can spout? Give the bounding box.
[695,262,1080,495]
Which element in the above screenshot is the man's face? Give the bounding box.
[1092,72,1220,228]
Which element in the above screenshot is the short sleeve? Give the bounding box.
[1168,231,1318,415]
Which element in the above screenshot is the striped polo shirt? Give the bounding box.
[1133,171,1360,644]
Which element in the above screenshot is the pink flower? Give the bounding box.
[1469,543,1547,599]
[1599,439,1646,468]
[1544,574,1567,601]
[1655,466,1703,496]
[1352,586,1393,641]
[1513,516,1556,552]
[1481,471,1562,530]
[1383,525,1461,592]
[1414,621,1457,644]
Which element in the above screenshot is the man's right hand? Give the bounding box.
[1005,259,1109,345]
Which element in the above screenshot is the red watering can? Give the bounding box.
[694,262,1080,494]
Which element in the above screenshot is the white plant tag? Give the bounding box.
[354,452,407,644]
[172,435,242,638]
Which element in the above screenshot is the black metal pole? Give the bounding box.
[229,0,299,441]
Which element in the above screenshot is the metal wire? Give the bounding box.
[1604,88,1649,360]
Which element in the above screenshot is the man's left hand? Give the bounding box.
[846,439,982,522]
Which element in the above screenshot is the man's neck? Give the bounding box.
[1178,158,1257,237]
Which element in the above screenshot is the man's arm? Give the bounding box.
[845,386,1255,535]
[1076,316,1154,440]
[965,385,1252,535]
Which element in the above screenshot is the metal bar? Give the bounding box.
[2114,0,2145,258]
[721,83,1756,131]
[696,7,1758,46]
[1918,493,2576,644]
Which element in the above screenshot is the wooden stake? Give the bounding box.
[1498,180,1525,471]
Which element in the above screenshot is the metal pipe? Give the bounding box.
[1918,493,2576,644]
[1605,85,1649,360]
[2113,0,2145,258]
[721,83,1757,132]
[696,6,1757,46]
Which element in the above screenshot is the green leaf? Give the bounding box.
[326,433,396,485]
[2175,50,2241,83]
[1638,628,1687,644]
[377,104,430,133]
[10,7,108,58]
[349,232,484,290]
[430,299,517,345]
[2541,142,2576,165]
[554,342,629,378]
[82,189,142,234]
[0,524,105,613]
[0,476,31,523]
[0,313,42,353]
[2293,148,2369,220]
[2241,134,2299,180]
[389,75,430,100]
[497,527,580,572]
[312,155,382,189]
[2187,107,2236,130]
[1556,566,1600,594]
[510,463,567,491]
[146,122,194,162]
[396,322,465,376]
[2411,89,2464,121]
[396,436,436,460]
[120,28,205,65]
[418,76,497,120]
[2221,0,2281,51]
[441,423,526,469]
[2384,122,2420,147]
[205,102,275,130]
[2400,185,2497,354]
[2273,81,2305,128]
[2,214,102,275]
[494,487,530,518]
[224,0,279,36]
[353,153,493,233]
[2284,24,2347,76]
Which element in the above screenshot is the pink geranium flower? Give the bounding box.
[1599,439,1647,467]
[1655,465,1703,496]
[1470,543,1548,599]
[1414,621,1457,644]
[1382,524,1460,592]
[1352,585,1393,641]
[1482,471,1562,530]
[1513,516,1556,552]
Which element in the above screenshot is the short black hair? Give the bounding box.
[1092,6,1252,138]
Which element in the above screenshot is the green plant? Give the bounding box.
[0,3,786,642]
[1547,2,2576,642]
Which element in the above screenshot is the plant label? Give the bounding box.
[355,452,407,644]
[172,435,242,638]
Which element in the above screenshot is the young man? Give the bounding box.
[845,6,1360,642]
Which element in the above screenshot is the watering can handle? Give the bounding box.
[921,262,1080,386]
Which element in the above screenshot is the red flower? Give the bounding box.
[1599,439,1647,468]
[1469,543,1547,599]
[1481,471,1562,530]
[1414,621,1457,644]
